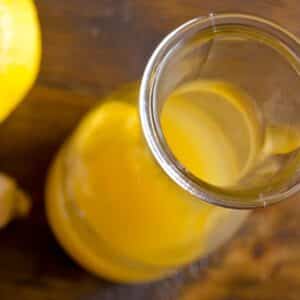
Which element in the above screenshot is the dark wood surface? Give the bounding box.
[0,1,300,299]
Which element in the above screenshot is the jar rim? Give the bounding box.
[139,13,300,209]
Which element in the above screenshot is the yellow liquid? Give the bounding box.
[46,81,299,283]
[162,80,263,187]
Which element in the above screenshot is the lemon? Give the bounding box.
[0,0,41,122]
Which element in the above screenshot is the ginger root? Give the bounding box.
[0,173,31,228]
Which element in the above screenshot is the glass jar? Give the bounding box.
[46,14,300,283]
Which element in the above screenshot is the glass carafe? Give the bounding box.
[46,14,300,283]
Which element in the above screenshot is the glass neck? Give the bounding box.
[139,13,300,209]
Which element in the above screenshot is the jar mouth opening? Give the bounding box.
[139,13,300,209]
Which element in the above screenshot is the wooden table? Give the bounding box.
[0,0,300,299]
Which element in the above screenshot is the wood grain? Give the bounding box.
[0,0,300,299]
